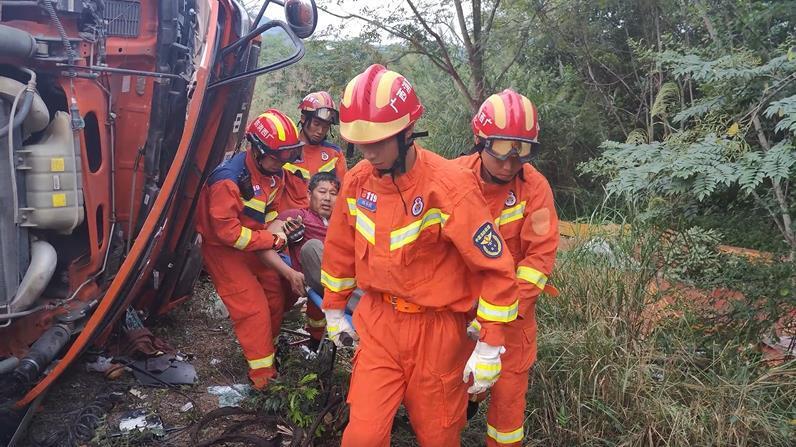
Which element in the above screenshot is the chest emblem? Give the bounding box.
[321,151,329,161]
[473,222,503,258]
[505,190,517,207]
[411,196,424,216]
[357,189,377,212]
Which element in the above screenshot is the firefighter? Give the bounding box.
[280,91,347,211]
[195,109,304,390]
[456,89,559,446]
[320,64,520,446]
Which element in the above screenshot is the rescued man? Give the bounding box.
[260,171,341,347]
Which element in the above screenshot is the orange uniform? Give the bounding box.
[280,141,346,211]
[196,150,286,389]
[456,153,559,446]
[321,146,520,446]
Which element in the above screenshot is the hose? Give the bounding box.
[68,97,81,232]
[7,87,23,225]
[0,305,48,321]
[42,0,78,66]
[0,91,32,136]
[29,386,125,447]
[0,23,37,60]
[4,68,37,225]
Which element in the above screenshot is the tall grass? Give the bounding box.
[513,219,795,447]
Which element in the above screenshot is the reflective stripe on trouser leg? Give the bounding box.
[486,365,528,446]
[485,321,534,447]
[201,246,276,390]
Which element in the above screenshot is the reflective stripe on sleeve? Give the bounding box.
[234,227,253,250]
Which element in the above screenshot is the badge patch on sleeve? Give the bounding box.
[473,222,503,258]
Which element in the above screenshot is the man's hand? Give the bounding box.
[463,341,505,394]
[287,270,306,297]
[323,309,357,348]
[283,216,305,244]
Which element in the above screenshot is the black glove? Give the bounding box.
[283,217,305,244]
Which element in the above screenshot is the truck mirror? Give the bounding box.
[284,0,317,39]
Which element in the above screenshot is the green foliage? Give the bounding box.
[673,97,725,124]
[651,82,681,119]
[664,226,724,283]
[765,95,796,136]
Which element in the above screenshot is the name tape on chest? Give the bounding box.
[357,189,378,212]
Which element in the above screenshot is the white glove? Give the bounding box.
[324,309,357,348]
[463,341,505,394]
[466,319,481,341]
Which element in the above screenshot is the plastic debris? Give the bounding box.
[300,345,318,361]
[210,358,221,365]
[85,356,114,373]
[207,384,253,407]
[118,409,164,436]
[129,388,147,399]
[180,402,194,412]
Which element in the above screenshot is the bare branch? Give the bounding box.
[452,0,475,55]
[316,3,447,69]
[404,0,475,106]
[493,27,528,87]
[484,0,501,38]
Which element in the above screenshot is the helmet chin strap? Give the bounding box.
[253,151,282,176]
[471,143,511,185]
[380,131,429,176]
[481,163,511,185]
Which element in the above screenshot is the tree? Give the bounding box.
[581,47,796,258]
[319,0,532,112]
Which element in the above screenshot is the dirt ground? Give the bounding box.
[19,276,323,447]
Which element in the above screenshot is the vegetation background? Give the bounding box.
[245,1,795,445]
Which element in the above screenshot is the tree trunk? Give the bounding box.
[753,115,796,259]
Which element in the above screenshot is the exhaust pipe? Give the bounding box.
[9,240,57,313]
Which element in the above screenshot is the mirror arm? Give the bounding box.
[252,1,272,32]
[221,20,281,58]
[209,20,304,90]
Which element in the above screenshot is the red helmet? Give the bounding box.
[298,91,339,125]
[472,89,539,161]
[339,64,424,144]
[472,89,539,142]
[246,109,304,162]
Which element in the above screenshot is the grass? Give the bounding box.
[514,221,795,447]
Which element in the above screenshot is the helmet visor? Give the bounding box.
[484,138,536,161]
[314,107,339,124]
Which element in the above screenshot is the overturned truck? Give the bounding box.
[0,0,317,442]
